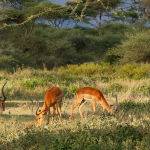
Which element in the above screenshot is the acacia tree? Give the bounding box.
[67,0,120,27]
[112,0,139,23]
[0,0,149,30]
[112,0,150,24]
[0,0,121,29]
[0,0,70,29]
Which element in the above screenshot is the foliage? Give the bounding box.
[0,0,70,29]
[105,29,150,64]
[0,1,149,149]
[67,0,121,26]
[0,23,128,69]
[142,0,150,18]
[112,9,139,23]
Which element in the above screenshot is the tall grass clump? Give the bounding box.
[0,63,149,100]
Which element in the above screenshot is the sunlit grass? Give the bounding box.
[0,63,150,149]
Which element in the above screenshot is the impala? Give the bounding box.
[36,86,63,126]
[71,87,119,118]
[0,81,7,113]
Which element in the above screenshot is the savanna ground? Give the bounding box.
[0,63,150,150]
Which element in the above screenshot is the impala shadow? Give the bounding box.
[0,114,35,121]
[0,113,71,122]
[75,101,150,118]
[6,102,29,107]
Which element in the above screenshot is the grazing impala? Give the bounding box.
[71,87,119,118]
[0,82,7,113]
[36,86,63,126]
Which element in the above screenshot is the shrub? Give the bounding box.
[0,23,131,70]
[0,55,19,71]
[106,29,150,64]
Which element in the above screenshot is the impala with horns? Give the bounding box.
[71,87,119,118]
[0,81,7,113]
[36,86,63,126]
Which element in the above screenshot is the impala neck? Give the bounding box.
[99,96,113,113]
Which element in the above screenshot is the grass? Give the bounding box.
[0,100,150,150]
[0,63,150,149]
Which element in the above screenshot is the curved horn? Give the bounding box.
[1,81,7,101]
[35,101,46,115]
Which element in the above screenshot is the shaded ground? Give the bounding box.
[0,100,150,150]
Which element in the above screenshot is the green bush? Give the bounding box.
[106,29,150,64]
[0,23,130,70]
[0,55,19,71]
[98,23,131,35]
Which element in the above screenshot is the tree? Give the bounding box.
[0,0,70,29]
[67,0,121,27]
[112,0,140,23]
[142,0,150,19]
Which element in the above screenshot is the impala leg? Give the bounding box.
[56,103,62,117]
[52,105,56,116]
[92,100,96,113]
[38,114,44,126]
[78,98,86,118]
[46,108,51,124]
[58,100,62,113]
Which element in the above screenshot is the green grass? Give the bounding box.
[0,63,150,100]
[0,63,150,149]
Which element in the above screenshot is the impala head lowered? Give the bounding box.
[0,81,7,113]
[35,86,63,126]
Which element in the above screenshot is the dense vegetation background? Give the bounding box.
[0,0,150,70]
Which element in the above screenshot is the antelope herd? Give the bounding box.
[0,81,119,126]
